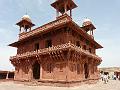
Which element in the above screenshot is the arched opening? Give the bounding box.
[84,63,89,79]
[33,61,40,79]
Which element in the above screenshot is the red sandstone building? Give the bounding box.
[9,0,103,86]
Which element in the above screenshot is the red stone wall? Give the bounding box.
[17,28,96,55]
[67,61,84,81]
[17,30,66,54]
[14,57,99,82]
[14,64,33,81]
[41,60,68,81]
[67,31,96,54]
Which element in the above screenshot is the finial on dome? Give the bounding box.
[83,17,91,22]
[22,14,31,22]
[25,8,28,15]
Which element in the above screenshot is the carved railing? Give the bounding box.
[19,14,72,40]
[10,42,102,60]
[68,43,101,60]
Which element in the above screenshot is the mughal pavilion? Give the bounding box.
[9,0,103,86]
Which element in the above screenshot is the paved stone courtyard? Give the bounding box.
[0,80,120,90]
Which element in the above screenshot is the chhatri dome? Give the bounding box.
[16,14,35,33]
[82,18,93,27]
[21,14,32,22]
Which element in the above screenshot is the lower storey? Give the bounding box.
[14,58,100,84]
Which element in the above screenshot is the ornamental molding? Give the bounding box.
[10,42,102,61]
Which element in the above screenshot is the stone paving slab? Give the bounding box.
[0,80,120,90]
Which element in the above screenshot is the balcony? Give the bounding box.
[10,42,102,61]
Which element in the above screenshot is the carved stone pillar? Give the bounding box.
[40,64,42,80]
[28,65,33,81]
[88,59,94,79]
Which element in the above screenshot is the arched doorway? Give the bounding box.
[84,63,89,79]
[33,61,40,79]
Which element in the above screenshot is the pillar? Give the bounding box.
[56,10,59,18]
[28,65,33,80]
[64,2,67,14]
[19,26,21,33]
[92,30,94,36]
[6,71,9,79]
[80,62,85,80]
[65,62,68,81]
[30,27,31,31]
[40,64,42,80]
[70,9,72,17]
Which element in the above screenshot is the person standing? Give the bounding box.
[118,75,120,80]
[113,74,116,80]
[101,74,104,81]
[103,74,108,84]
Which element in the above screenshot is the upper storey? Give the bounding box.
[9,14,103,49]
[9,0,103,50]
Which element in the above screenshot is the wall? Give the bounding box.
[67,29,96,54]
[41,58,67,81]
[17,28,66,54]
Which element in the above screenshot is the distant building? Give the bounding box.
[0,71,14,80]
[9,0,103,86]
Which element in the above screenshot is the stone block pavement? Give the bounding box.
[0,80,120,90]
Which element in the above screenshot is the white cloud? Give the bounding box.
[97,39,120,67]
[0,46,16,70]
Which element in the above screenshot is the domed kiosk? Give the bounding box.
[82,18,93,27]
[16,14,35,33]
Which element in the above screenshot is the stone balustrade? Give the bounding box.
[10,42,101,61]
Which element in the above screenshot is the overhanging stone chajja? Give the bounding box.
[10,42,101,61]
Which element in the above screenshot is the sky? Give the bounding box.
[0,0,120,71]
